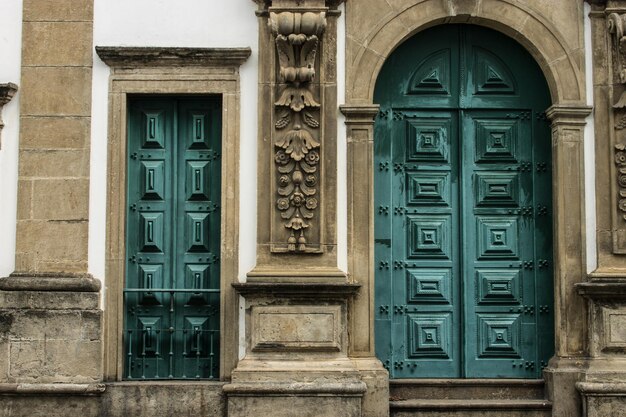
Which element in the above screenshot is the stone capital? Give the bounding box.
[546,104,593,125]
[339,104,380,125]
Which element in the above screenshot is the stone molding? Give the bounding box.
[96,47,251,68]
[0,83,17,149]
[577,280,626,300]
[232,281,361,297]
[339,104,380,125]
[545,105,594,122]
[0,272,101,292]
[577,382,626,395]
[0,383,105,395]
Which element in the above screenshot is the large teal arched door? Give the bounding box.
[374,25,554,379]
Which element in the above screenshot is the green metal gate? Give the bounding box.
[124,97,221,379]
[374,25,554,378]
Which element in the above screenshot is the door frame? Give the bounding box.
[341,6,591,376]
[97,47,250,381]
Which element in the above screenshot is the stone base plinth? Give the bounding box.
[225,373,366,417]
[0,273,102,384]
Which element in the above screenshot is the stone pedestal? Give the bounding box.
[0,274,102,384]
[225,282,365,417]
[575,280,626,417]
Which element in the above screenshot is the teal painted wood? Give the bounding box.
[125,97,221,379]
[374,25,554,379]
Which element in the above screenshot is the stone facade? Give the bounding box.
[0,0,625,416]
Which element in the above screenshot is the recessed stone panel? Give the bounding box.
[251,305,341,352]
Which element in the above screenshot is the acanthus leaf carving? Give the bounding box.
[608,13,626,107]
[615,144,626,221]
[270,11,326,252]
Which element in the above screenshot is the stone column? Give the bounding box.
[543,105,592,417]
[340,104,390,417]
[0,0,102,390]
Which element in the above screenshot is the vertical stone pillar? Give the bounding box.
[0,0,102,389]
[544,105,592,417]
[226,1,370,416]
[340,104,390,417]
[13,0,93,275]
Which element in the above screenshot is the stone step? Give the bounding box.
[390,399,552,417]
[390,379,546,401]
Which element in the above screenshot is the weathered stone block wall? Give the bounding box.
[0,0,103,394]
[0,291,101,383]
[15,0,93,273]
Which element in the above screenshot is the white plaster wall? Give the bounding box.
[90,0,260,288]
[584,2,597,273]
[0,0,22,278]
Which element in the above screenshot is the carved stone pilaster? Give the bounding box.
[270,10,326,253]
[607,12,626,252]
[0,82,18,149]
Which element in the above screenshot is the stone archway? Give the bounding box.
[341,1,591,416]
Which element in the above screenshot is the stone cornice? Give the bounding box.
[0,272,101,292]
[576,280,626,300]
[95,47,251,68]
[232,282,361,297]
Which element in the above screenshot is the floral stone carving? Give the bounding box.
[270,11,326,252]
[609,13,626,108]
[615,144,626,220]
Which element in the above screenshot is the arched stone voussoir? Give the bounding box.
[347,0,585,106]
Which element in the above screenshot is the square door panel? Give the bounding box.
[475,173,520,207]
[408,313,452,358]
[407,172,451,206]
[407,215,451,259]
[406,118,451,163]
[407,268,452,304]
[477,217,519,260]
[474,118,519,163]
[476,269,522,304]
[477,314,521,358]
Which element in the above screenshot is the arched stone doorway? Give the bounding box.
[373,24,553,379]
[340,1,591,415]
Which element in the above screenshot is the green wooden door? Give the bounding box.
[125,97,221,379]
[374,25,554,378]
